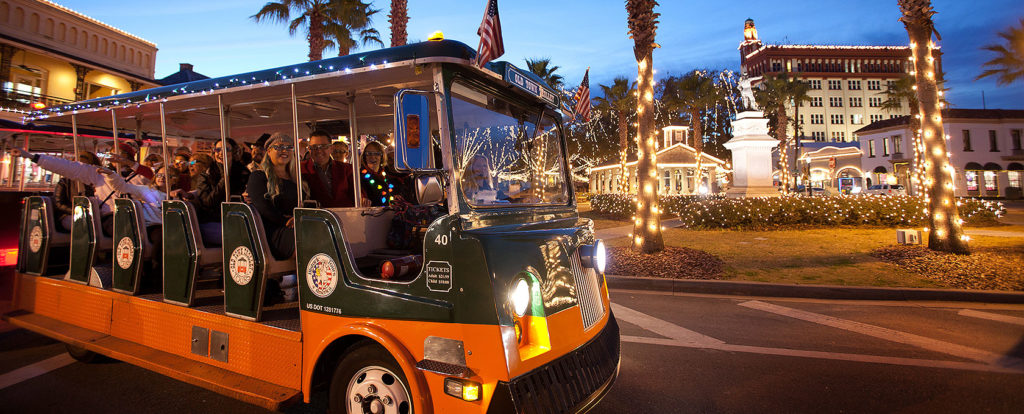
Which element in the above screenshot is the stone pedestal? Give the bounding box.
[724,111,780,198]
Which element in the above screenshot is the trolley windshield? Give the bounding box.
[451,81,569,207]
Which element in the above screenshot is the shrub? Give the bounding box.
[590,193,724,218]
[664,195,1005,230]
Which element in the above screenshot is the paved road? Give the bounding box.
[3,290,1024,413]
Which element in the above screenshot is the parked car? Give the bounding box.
[795,185,827,196]
[864,184,907,195]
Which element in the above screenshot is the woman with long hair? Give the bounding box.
[359,140,396,206]
[247,133,305,259]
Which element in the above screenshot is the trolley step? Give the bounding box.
[2,311,302,410]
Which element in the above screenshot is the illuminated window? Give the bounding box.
[984,171,997,191]
[965,171,978,191]
[663,170,671,193]
[851,114,864,124]
[1009,171,1021,188]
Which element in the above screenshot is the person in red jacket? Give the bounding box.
[301,130,355,208]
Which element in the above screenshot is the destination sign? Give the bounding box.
[505,65,559,107]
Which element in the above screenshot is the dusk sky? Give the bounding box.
[57,0,1023,109]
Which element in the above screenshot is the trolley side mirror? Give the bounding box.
[394,89,435,172]
[415,175,444,205]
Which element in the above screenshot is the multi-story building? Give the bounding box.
[739,18,928,144]
[855,109,1024,198]
[0,0,159,120]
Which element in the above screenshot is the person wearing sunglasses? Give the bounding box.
[211,137,250,198]
[301,130,355,208]
[179,153,223,246]
[248,133,306,259]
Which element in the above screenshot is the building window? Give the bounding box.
[772,62,782,72]
[831,131,846,142]
[984,171,997,192]
[828,80,842,90]
[867,80,881,90]
[810,114,824,124]
[882,137,890,155]
[674,170,683,191]
[812,131,826,141]
[663,169,671,193]
[848,80,862,90]
[886,80,897,90]
[810,97,823,107]
[963,130,972,151]
[891,135,902,154]
[966,171,979,191]
[870,114,884,123]
[807,80,821,90]
[869,97,882,107]
[989,130,999,152]
[850,97,862,107]
[830,114,844,124]
[1009,171,1022,189]
[851,114,864,125]
[1012,129,1022,151]
[868,140,876,157]
[889,115,899,119]
[829,97,843,107]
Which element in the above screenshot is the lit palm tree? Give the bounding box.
[524,58,565,89]
[880,74,929,195]
[754,72,809,192]
[626,0,663,253]
[976,18,1024,86]
[662,70,722,193]
[593,77,636,192]
[898,0,969,254]
[388,0,409,47]
[324,0,383,56]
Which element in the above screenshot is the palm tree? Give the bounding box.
[898,0,969,254]
[324,1,384,56]
[976,18,1024,85]
[880,75,923,195]
[626,0,663,254]
[754,72,809,192]
[388,0,409,47]
[593,77,636,192]
[524,58,565,89]
[662,70,722,193]
[252,0,335,61]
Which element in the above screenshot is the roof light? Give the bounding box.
[428,31,444,41]
[31,102,46,110]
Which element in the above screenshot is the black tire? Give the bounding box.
[328,341,412,414]
[65,343,109,363]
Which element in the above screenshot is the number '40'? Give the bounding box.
[434,234,448,246]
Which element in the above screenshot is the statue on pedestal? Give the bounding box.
[739,76,759,112]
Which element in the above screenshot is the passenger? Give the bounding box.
[101,165,179,277]
[247,133,270,172]
[10,147,117,235]
[142,153,162,169]
[172,152,192,192]
[247,133,303,259]
[302,130,355,208]
[182,153,222,246]
[103,142,154,185]
[212,138,250,197]
[331,141,349,163]
[359,141,396,206]
[53,152,100,232]
[462,154,499,203]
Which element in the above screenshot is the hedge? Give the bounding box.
[589,193,1006,230]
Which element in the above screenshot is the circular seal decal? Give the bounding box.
[116,237,135,269]
[306,253,339,298]
[229,246,255,286]
[28,226,43,253]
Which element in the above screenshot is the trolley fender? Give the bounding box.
[305,321,433,413]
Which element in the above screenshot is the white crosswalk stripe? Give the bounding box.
[0,353,75,391]
[958,309,1024,326]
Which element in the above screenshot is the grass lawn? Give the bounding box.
[578,201,631,230]
[602,226,1024,289]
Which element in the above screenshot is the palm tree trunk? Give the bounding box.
[389,0,408,47]
[690,109,704,194]
[617,111,629,193]
[776,103,790,191]
[632,53,664,253]
[308,14,325,61]
[900,0,969,253]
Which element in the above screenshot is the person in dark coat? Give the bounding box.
[301,130,355,208]
[53,152,100,231]
[212,138,250,198]
[247,133,303,259]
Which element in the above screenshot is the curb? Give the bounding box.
[606,275,1024,304]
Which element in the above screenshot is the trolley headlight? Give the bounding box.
[579,240,607,274]
[511,278,530,317]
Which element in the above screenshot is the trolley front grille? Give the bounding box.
[506,315,620,414]
[569,250,605,331]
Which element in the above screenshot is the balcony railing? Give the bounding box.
[0,88,73,112]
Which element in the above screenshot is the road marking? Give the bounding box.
[612,303,724,345]
[620,335,1024,374]
[739,300,1024,369]
[0,353,76,391]
[958,309,1024,326]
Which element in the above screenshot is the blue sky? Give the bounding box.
[58,0,1023,109]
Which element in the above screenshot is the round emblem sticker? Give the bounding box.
[229,246,255,286]
[306,253,339,298]
[28,225,43,253]
[116,237,135,269]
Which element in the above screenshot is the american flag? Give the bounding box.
[475,0,504,67]
[573,68,591,122]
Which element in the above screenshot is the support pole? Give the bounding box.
[218,95,230,203]
[291,83,303,205]
[347,93,360,207]
[160,103,170,196]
